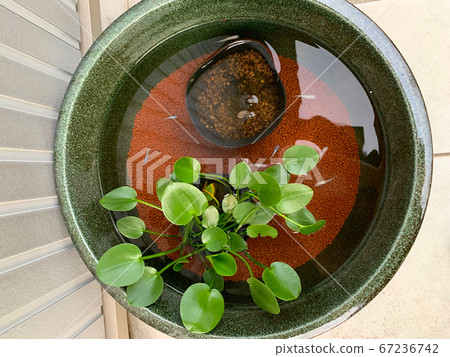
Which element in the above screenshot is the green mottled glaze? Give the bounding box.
[54,0,432,338]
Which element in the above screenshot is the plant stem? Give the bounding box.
[269,207,303,228]
[143,230,179,238]
[136,199,163,211]
[141,245,182,260]
[225,248,253,278]
[203,189,220,206]
[158,247,207,275]
[193,215,202,227]
[244,252,268,269]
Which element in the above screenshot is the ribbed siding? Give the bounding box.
[0,0,104,339]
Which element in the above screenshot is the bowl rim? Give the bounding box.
[54,0,432,338]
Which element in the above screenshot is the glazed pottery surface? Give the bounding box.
[55,0,432,338]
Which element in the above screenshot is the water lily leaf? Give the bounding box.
[300,220,326,235]
[232,202,257,225]
[276,184,313,214]
[96,243,144,287]
[286,207,316,232]
[206,252,237,276]
[202,206,219,228]
[222,194,238,214]
[229,161,252,189]
[127,267,163,306]
[180,283,224,334]
[161,182,208,225]
[247,224,278,238]
[100,186,137,211]
[116,216,146,239]
[247,278,280,314]
[202,227,227,252]
[228,232,247,252]
[248,172,281,206]
[252,205,275,225]
[203,268,224,291]
[264,164,290,185]
[262,262,301,301]
[156,178,172,201]
[282,145,320,176]
[173,157,201,183]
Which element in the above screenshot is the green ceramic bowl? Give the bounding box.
[55,0,432,338]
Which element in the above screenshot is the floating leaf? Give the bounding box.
[262,262,301,301]
[248,172,281,206]
[127,267,163,306]
[252,205,275,225]
[100,186,137,211]
[282,145,319,176]
[173,157,201,183]
[228,232,247,252]
[222,194,238,214]
[202,206,219,228]
[247,278,280,314]
[276,184,313,214]
[202,227,227,252]
[229,161,252,189]
[247,224,278,238]
[161,182,208,225]
[232,202,257,225]
[300,220,326,235]
[116,216,146,239]
[203,268,224,291]
[156,178,172,201]
[286,207,316,232]
[96,243,144,287]
[180,283,224,334]
[206,252,237,276]
[264,164,290,185]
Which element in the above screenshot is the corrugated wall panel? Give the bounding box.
[0,0,104,339]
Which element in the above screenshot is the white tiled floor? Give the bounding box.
[85,0,450,338]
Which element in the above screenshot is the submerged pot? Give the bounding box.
[55,0,431,339]
[186,39,286,148]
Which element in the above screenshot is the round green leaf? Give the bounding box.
[286,208,316,232]
[300,220,326,235]
[100,186,137,211]
[161,182,208,225]
[229,161,252,189]
[232,202,257,225]
[206,252,237,276]
[173,157,201,183]
[127,267,163,306]
[247,224,278,238]
[203,268,224,291]
[247,278,280,314]
[203,183,215,202]
[264,164,290,185]
[282,145,320,176]
[248,172,281,206]
[222,194,238,214]
[180,283,224,333]
[116,216,146,239]
[262,262,301,301]
[96,243,144,287]
[276,184,313,214]
[202,206,219,228]
[252,205,275,225]
[228,233,247,252]
[202,227,227,252]
[156,178,172,201]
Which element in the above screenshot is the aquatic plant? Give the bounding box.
[97,145,325,333]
